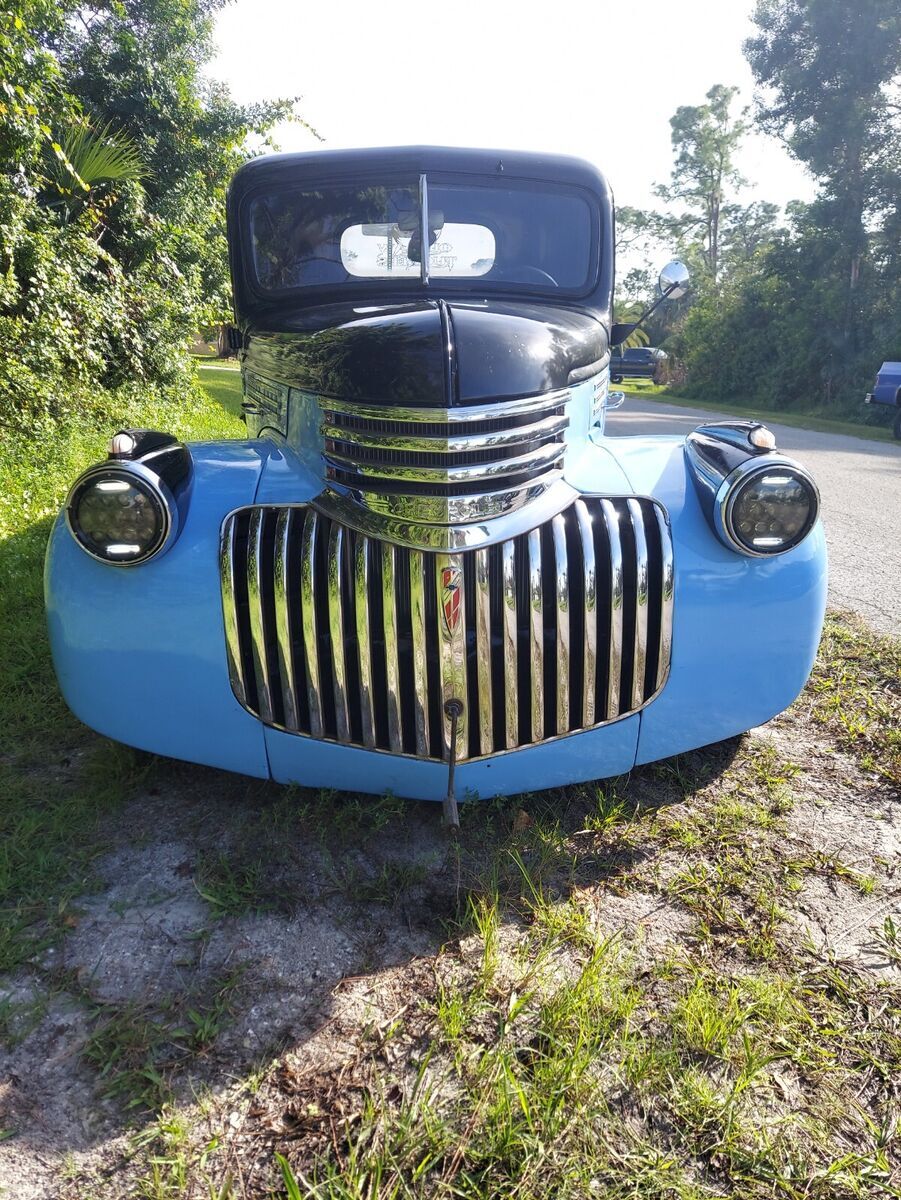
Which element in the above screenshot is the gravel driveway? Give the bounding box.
[608,398,901,637]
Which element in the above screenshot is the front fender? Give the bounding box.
[44,440,298,777]
[600,435,827,763]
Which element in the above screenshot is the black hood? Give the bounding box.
[242,300,608,405]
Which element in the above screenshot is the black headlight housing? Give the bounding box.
[715,459,819,557]
[65,430,191,566]
[685,421,820,558]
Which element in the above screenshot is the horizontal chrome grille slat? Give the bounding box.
[325,440,565,485]
[322,412,568,455]
[220,497,673,764]
[320,387,571,424]
[321,389,571,524]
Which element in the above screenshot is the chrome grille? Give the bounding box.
[320,390,569,522]
[220,497,674,764]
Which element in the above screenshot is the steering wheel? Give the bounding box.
[502,265,559,287]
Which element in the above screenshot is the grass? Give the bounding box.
[0,371,244,972]
[82,973,241,1113]
[621,378,897,443]
[809,610,901,786]
[194,361,244,415]
[276,923,901,1199]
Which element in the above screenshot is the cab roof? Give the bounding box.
[228,145,612,200]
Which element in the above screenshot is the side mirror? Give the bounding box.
[605,390,626,411]
[658,259,690,300]
[611,258,691,347]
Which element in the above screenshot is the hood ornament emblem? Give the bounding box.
[441,565,463,635]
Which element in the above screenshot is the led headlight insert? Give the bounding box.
[715,459,819,557]
[66,464,175,565]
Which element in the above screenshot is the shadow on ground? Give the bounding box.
[0,733,741,1191]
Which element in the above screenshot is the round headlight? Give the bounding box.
[66,466,173,565]
[717,461,819,557]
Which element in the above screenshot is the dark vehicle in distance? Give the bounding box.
[864,361,901,439]
[610,346,667,384]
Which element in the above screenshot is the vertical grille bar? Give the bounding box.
[655,506,675,693]
[409,550,430,756]
[300,510,324,736]
[247,508,274,724]
[273,509,299,729]
[552,513,570,734]
[501,540,519,749]
[627,499,650,709]
[436,553,468,761]
[527,528,544,742]
[220,515,246,707]
[574,500,596,726]
[355,535,376,748]
[381,542,403,752]
[327,523,350,740]
[601,500,624,720]
[221,496,674,761]
[474,547,494,755]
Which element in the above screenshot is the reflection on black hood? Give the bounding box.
[243,299,608,405]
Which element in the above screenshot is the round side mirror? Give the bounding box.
[659,260,690,299]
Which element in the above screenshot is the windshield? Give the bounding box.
[248,176,595,294]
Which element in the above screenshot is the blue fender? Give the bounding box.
[45,441,278,777]
[597,435,827,764]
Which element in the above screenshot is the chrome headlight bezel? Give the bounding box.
[713,457,820,558]
[65,461,179,567]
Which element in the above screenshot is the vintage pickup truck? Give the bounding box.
[46,147,827,806]
[864,361,901,439]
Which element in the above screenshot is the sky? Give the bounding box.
[210,0,816,218]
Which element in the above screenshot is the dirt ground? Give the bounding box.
[1,688,899,1197]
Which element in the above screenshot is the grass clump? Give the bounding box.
[83,973,241,1113]
[809,610,901,785]
[280,914,901,1199]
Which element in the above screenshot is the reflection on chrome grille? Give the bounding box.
[220,498,674,764]
[320,390,569,522]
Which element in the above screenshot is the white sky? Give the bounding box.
[211,0,816,219]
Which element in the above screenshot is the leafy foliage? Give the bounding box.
[655,84,748,286]
[622,1,901,417]
[0,0,304,431]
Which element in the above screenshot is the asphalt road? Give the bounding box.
[607,397,901,637]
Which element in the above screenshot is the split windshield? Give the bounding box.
[248,177,594,294]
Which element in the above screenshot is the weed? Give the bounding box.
[809,611,901,786]
[83,975,240,1113]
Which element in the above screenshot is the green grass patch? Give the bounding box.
[0,378,243,971]
[195,361,244,416]
[809,611,901,786]
[280,925,901,1199]
[630,384,896,443]
[83,973,241,1113]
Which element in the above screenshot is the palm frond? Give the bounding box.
[47,120,147,195]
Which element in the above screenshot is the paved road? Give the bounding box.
[608,397,901,637]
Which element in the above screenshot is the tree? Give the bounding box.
[0,0,311,430]
[654,85,748,286]
[54,0,306,329]
[745,0,901,348]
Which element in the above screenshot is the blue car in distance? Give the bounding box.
[865,361,901,439]
[45,147,827,807]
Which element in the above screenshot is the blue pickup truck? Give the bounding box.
[865,361,901,438]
